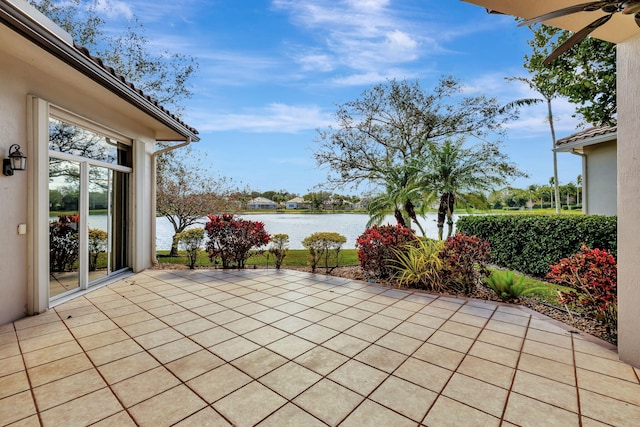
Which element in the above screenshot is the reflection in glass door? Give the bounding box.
[89,166,110,282]
[49,159,81,297]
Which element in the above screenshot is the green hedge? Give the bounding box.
[456,215,617,277]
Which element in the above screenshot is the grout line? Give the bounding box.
[571,332,584,427]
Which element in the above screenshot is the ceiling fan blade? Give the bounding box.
[622,2,640,14]
[543,14,613,65]
[518,2,613,27]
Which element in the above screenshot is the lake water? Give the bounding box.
[155,213,456,250]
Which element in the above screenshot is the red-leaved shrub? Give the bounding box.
[356,224,416,279]
[440,233,490,293]
[547,244,617,328]
[205,214,270,269]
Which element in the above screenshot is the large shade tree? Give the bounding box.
[419,138,525,239]
[315,78,517,234]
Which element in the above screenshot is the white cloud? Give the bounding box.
[193,103,334,133]
[93,0,133,19]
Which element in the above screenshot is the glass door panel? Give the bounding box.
[49,159,81,297]
[88,166,110,283]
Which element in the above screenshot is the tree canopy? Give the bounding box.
[524,24,616,127]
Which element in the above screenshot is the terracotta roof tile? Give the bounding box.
[556,123,616,146]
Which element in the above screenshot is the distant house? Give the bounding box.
[247,197,278,210]
[285,197,310,209]
[555,124,616,216]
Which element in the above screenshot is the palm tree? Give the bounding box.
[549,177,555,209]
[365,162,427,237]
[504,76,562,214]
[419,138,524,240]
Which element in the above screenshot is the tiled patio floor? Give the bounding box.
[1,269,639,426]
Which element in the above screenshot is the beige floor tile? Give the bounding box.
[419,305,455,320]
[0,371,30,400]
[525,328,573,349]
[339,307,374,322]
[522,338,574,365]
[512,370,579,413]
[412,342,465,371]
[276,301,309,315]
[223,317,266,335]
[233,302,267,316]
[214,381,287,427]
[407,312,448,329]
[250,308,289,324]
[476,328,523,351]
[190,326,237,348]
[0,390,37,425]
[370,375,437,422]
[344,322,388,342]
[86,339,144,366]
[33,368,106,411]
[91,410,137,426]
[294,379,364,426]
[6,414,40,427]
[394,358,452,393]
[328,359,388,396]
[577,368,640,406]
[112,366,181,407]
[160,310,201,326]
[39,387,122,427]
[210,336,260,361]
[443,373,509,417]
[581,416,616,427]
[260,361,322,399]
[317,314,358,332]
[18,329,75,353]
[378,306,414,321]
[361,314,403,331]
[231,348,288,378]
[457,304,496,318]
[424,395,500,427]
[294,346,349,375]
[376,331,422,355]
[166,349,225,382]
[295,324,340,344]
[0,341,21,360]
[148,337,202,364]
[77,328,130,351]
[257,402,325,427]
[271,315,314,333]
[392,322,435,341]
[111,311,157,328]
[323,333,370,357]
[492,310,530,326]
[504,392,580,427]
[173,407,232,426]
[294,307,332,322]
[573,338,619,360]
[575,351,640,382]
[354,300,387,314]
[15,321,66,341]
[449,311,490,328]
[243,325,289,346]
[98,351,160,384]
[440,320,482,339]
[128,385,206,427]
[120,318,167,337]
[340,399,417,427]
[355,344,407,373]
[22,340,84,369]
[485,319,528,338]
[468,340,520,368]
[427,330,475,353]
[190,302,227,317]
[456,355,515,389]
[27,353,93,387]
[134,327,184,350]
[172,318,218,336]
[580,388,640,426]
[266,335,316,359]
[517,352,576,386]
[187,363,252,403]
[0,354,24,378]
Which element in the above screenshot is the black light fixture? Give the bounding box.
[3,144,27,176]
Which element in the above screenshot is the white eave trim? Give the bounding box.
[555,132,617,153]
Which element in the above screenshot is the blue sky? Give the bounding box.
[96,0,584,195]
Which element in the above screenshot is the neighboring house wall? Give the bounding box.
[584,141,617,216]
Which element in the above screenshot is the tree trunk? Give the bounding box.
[547,99,561,214]
[394,208,406,227]
[404,199,427,237]
[437,192,454,240]
[170,234,180,257]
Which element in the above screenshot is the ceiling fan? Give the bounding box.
[517,1,640,64]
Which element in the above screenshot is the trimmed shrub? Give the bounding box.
[177,228,205,269]
[268,234,289,269]
[302,232,347,273]
[356,224,417,279]
[205,214,270,269]
[50,214,79,272]
[88,228,108,271]
[484,270,545,301]
[440,233,491,293]
[547,244,617,329]
[456,215,616,276]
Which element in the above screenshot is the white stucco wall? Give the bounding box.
[0,29,161,324]
[584,141,617,216]
[617,33,640,368]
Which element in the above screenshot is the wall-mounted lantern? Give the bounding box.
[3,144,27,176]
